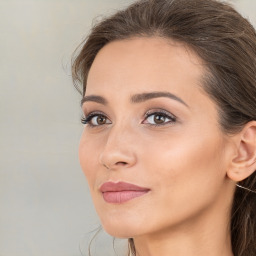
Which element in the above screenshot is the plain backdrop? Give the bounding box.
[0,0,255,255]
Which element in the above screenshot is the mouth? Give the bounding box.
[99,181,150,204]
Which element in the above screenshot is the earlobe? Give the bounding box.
[227,121,256,182]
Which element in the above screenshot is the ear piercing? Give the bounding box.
[235,159,256,193]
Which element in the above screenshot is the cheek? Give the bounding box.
[79,131,110,196]
[141,129,227,218]
[159,132,224,187]
[78,132,98,186]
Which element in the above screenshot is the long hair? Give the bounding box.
[72,0,256,255]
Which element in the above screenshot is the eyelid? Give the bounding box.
[81,109,177,127]
[81,111,111,126]
[145,109,176,119]
[143,109,177,125]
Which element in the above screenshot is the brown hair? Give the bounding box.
[72,0,256,255]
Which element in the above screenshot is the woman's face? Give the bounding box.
[79,37,234,238]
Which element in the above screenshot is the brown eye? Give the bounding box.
[96,115,107,125]
[154,114,166,124]
[81,113,111,126]
[144,111,176,126]
[90,115,109,126]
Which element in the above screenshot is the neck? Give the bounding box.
[132,195,234,256]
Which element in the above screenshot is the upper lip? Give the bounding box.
[100,181,150,192]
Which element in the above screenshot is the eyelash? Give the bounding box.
[144,110,176,126]
[81,111,108,126]
[81,110,177,127]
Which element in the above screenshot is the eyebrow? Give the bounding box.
[131,91,189,107]
[81,95,107,106]
[81,91,189,108]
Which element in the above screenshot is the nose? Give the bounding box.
[99,125,137,171]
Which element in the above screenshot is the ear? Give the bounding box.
[227,121,256,182]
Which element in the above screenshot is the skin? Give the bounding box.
[79,37,237,256]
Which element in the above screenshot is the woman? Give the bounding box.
[72,0,256,255]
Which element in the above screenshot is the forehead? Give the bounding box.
[85,36,216,115]
[86,37,205,95]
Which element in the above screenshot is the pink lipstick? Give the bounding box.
[100,182,150,204]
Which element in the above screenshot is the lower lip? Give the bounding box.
[102,191,149,204]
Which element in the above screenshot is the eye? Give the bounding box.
[143,110,176,126]
[81,112,111,127]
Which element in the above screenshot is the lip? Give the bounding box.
[100,181,150,204]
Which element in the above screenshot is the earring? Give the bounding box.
[236,184,256,194]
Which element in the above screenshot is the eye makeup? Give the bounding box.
[81,108,177,129]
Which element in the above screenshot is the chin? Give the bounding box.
[93,195,151,238]
[102,224,141,239]
[103,227,132,238]
[99,213,146,238]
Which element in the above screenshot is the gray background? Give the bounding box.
[0,0,255,255]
